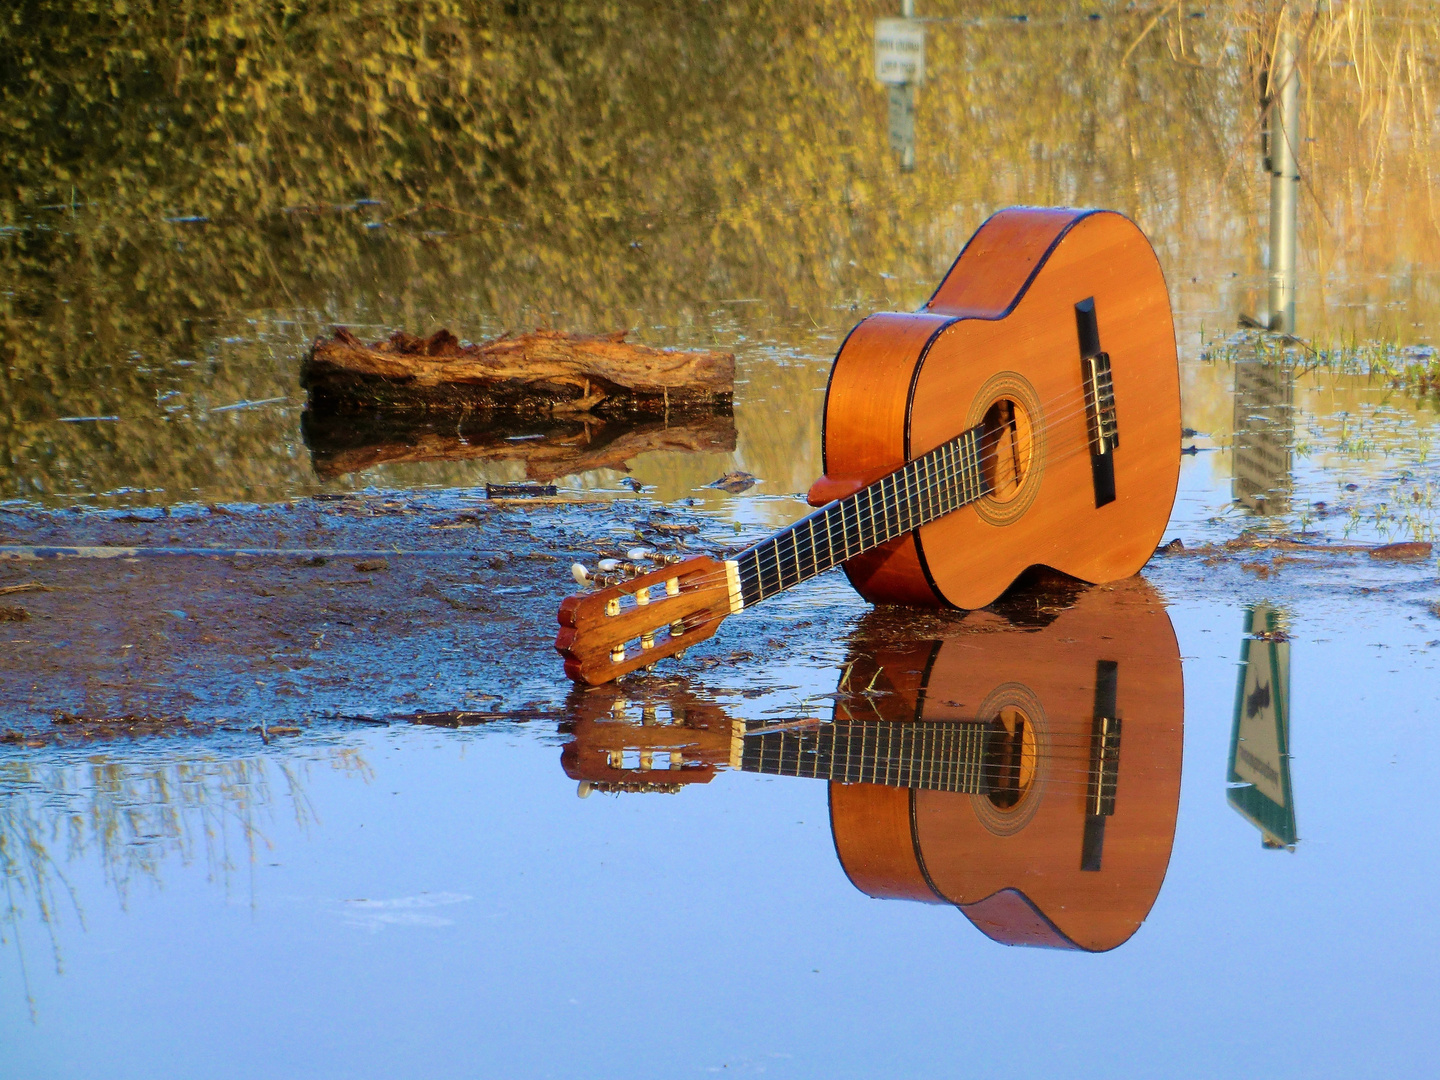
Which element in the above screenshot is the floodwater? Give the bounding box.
[3,4,1440,1078]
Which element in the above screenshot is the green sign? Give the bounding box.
[1227,604,1297,849]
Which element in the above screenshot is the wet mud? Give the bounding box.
[2,493,1436,752]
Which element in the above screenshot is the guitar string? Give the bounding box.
[596,374,1108,600]
[701,375,1113,597]
[606,394,1116,610]
[577,411,1138,665]
[569,381,1146,663]
[616,401,1094,601]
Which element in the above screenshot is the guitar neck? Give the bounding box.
[740,717,992,793]
[733,426,988,608]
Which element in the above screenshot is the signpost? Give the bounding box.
[874,14,924,171]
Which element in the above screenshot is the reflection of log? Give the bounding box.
[302,410,737,482]
[302,327,734,416]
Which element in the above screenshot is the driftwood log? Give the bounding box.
[301,410,737,482]
[302,328,734,416]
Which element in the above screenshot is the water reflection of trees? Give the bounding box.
[2,2,1436,507]
[0,746,370,1004]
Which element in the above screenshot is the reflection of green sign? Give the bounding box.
[1227,605,1297,849]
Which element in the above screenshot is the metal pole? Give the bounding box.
[1267,28,1299,333]
[901,0,915,17]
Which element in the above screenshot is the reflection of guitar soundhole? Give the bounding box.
[984,705,1036,809]
[970,682,1047,836]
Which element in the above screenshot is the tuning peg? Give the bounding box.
[577,781,593,798]
[627,547,655,562]
[597,558,621,572]
[570,563,591,586]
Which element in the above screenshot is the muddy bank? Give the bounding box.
[0,490,845,736]
[1,494,1436,745]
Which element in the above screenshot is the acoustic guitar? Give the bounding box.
[557,207,1180,685]
[559,577,1183,952]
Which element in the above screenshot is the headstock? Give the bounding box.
[555,555,740,684]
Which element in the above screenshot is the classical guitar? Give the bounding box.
[556,207,1180,685]
[559,578,1183,952]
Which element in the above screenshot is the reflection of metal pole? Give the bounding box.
[1267,29,1299,333]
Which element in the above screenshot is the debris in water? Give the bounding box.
[0,582,50,595]
[353,558,390,572]
[708,471,758,493]
[1369,542,1433,561]
[486,482,558,498]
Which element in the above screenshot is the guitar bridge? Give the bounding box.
[1082,351,1120,457]
[1076,298,1119,508]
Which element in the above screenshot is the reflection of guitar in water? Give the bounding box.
[561,576,1183,952]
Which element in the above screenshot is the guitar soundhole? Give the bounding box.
[979,397,1034,503]
[984,705,1037,810]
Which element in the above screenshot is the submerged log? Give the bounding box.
[302,327,734,416]
[301,410,737,482]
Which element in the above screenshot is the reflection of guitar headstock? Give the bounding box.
[559,683,742,794]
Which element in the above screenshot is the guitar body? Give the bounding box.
[554,207,1180,686]
[816,207,1180,609]
[829,576,1184,952]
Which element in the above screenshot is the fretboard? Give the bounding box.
[740,718,991,793]
[734,427,987,608]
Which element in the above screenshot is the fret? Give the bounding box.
[921,448,934,522]
[801,518,817,581]
[923,452,937,525]
[914,456,928,529]
[825,503,839,570]
[924,455,934,526]
[954,438,970,505]
[939,442,955,515]
[897,465,913,535]
[972,432,985,499]
[780,528,799,590]
[904,455,915,529]
[743,550,766,610]
[748,544,766,602]
[881,475,896,543]
[761,538,781,599]
[952,438,965,509]
[950,434,961,506]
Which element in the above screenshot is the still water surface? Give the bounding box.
[3,3,1440,1076]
